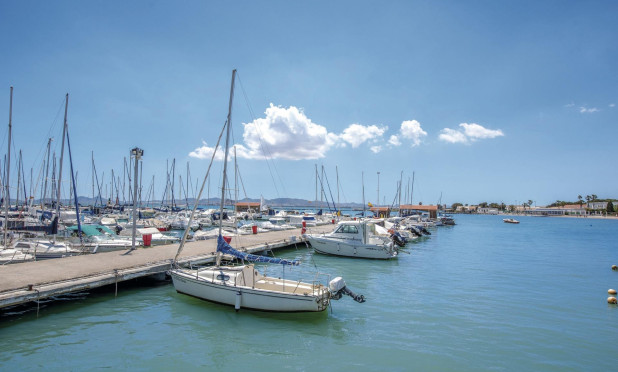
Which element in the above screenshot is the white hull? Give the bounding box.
[170,265,329,312]
[307,235,397,259]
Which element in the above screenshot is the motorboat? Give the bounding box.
[306,220,398,259]
[503,218,520,224]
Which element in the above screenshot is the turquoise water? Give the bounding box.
[2,215,617,371]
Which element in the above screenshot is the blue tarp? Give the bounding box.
[217,234,300,266]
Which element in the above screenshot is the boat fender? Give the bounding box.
[235,291,242,311]
[609,289,617,295]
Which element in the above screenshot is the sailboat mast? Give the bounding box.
[54,94,69,242]
[91,151,95,203]
[16,150,22,209]
[4,87,13,246]
[218,69,236,239]
[336,165,339,208]
[398,171,403,216]
[410,171,415,205]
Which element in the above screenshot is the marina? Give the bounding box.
[2,1,618,370]
[0,225,335,310]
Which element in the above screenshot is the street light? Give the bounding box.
[129,147,143,251]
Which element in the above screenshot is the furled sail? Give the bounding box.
[217,235,300,266]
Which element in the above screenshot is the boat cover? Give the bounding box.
[217,235,300,266]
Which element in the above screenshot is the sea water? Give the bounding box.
[1,214,617,371]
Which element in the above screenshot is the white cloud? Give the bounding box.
[439,123,504,144]
[460,123,504,139]
[579,106,599,113]
[388,135,401,146]
[399,120,427,146]
[370,145,382,153]
[339,123,387,148]
[609,103,615,108]
[438,128,468,143]
[189,141,225,160]
[190,104,341,161]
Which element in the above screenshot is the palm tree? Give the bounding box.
[578,195,583,207]
[528,199,533,209]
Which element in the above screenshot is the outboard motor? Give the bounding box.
[409,225,423,237]
[329,277,366,303]
[391,231,406,247]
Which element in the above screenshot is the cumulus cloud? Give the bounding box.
[399,120,427,146]
[190,104,338,161]
[439,123,504,144]
[339,123,387,148]
[370,145,382,153]
[460,123,504,139]
[189,141,225,160]
[388,135,401,146]
[438,128,468,143]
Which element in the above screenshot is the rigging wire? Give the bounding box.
[236,72,287,198]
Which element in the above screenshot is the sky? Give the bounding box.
[0,0,617,207]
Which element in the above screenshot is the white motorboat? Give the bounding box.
[306,220,398,259]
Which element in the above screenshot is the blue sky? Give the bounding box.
[0,0,616,207]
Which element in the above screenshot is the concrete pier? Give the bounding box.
[0,224,336,309]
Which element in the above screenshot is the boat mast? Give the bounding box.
[398,171,403,217]
[216,69,236,266]
[3,87,13,247]
[16,150,21,210]
[410,171,415,205]
[336,165,339,210]
[54,94,69,243]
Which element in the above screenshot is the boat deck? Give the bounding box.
[0,224,336,309]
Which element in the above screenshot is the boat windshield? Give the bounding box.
[335,224,359,234]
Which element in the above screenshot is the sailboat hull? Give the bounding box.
[170,266,330,312]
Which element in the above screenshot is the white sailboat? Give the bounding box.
[169,70,364,312]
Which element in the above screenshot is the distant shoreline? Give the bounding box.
[490,213,618,220]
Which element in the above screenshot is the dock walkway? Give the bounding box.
[0,224,335,309]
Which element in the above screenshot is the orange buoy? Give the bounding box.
[609,289,617,295]
[608,297,617,304]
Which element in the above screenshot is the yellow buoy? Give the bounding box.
[608,297,618,304]
[613,265,618,271]
[609,289,617,295]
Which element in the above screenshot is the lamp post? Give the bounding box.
[130,147,143,251]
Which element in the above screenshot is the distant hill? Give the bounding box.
[23,196,365,210]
